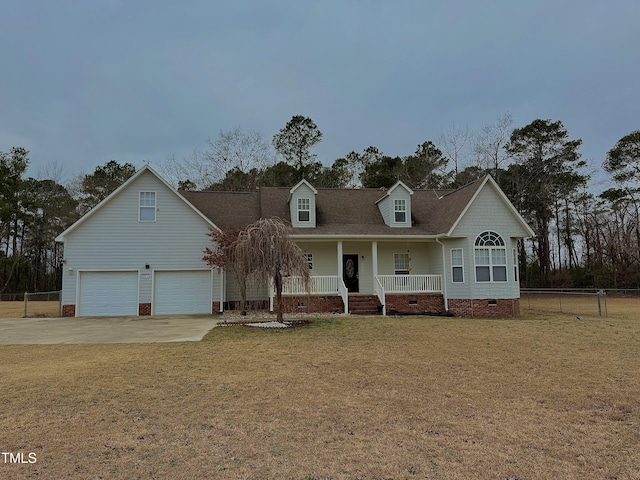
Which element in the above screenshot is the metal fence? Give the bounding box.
[521,289,608,317]
[23,290,62,318]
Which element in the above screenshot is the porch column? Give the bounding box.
[337,240,343,281]
[219,268,225,312]
[371,241,378,279]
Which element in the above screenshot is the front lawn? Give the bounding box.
[1,311,639,479]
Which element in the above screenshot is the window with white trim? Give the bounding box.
[474,231,506,282]
[513,248,519,282]
[139,192,156,221]
[304,253,313,270]
[394,199,406,223]
[451,248,464,283]
[297,198,310,222]
[394,253,410,275]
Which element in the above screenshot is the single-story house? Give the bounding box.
[55,165,534,318]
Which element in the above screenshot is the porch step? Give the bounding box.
[349,296,382,315]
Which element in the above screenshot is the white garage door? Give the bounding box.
[78,271,138,316]
[154,270,212,315]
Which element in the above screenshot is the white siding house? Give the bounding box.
[58,168,534,318]
[55,167,223,316]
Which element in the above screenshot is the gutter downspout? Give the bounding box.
[436,237,449,312]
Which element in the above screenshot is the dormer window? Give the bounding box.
[139,192,156,222]
[298,198,310,222]
[394,199,406,223]
[289,179,317,228]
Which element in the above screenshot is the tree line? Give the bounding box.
[1,114,639,293]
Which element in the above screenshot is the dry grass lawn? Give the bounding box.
[0,300,60,318]
[1,307,639,479]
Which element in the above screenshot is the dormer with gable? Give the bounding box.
[375,180,413,228]
[288,179,318,228]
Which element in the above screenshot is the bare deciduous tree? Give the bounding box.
[159,127,275,190]
[473,112,514,177]
[203,218,310,321]
[205,126,274,181]
[437,122,472,175]
[203,228,247,312]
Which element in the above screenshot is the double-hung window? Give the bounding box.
[304,253,313,270]
[474,231,507,282]
[298,198,310,222]
[394,253,410,275]
[451,248,464,283]
[139,192,156,222]
[394,199,406,223]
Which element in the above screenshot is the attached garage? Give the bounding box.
[153,270,212,315]
[78,271,139,316]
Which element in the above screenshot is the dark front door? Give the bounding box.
[342,254,359,292]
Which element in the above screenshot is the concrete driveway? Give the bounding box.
[0,315,221,345]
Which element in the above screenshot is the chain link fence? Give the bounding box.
[23,291,62,318]
[521,289,608,317]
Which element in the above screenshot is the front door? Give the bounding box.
[342,254,359,292]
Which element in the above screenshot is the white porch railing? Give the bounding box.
[273,275,348,313]
[374,276,386,316]
[377,274,442,294]
[336,277,348,314]
[282,275,340,294]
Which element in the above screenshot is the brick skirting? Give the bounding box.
[280,295,345,314]
[448,298,520,318]
[62,297,520,317]
[385,294,445,315]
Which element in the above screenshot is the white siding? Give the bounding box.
[61,170,221,309]
[376,241,433,275]
[290,183,316,228]
[440,238,472,299]
[447,182,527,299]
[296,241,338,276]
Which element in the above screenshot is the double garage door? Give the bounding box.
[77,270,212,316]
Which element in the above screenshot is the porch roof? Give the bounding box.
[181,177,484,236]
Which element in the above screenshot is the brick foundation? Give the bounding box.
[448,298,520,318]
[138,303,151,316]
[385,294,445,315]
[212,301,221,313]
[280,295,345,314]
[224,300,269,311]
[62,304,75,317]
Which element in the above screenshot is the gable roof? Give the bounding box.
[445,175,535,237]
[289,178,318,195]
[181,175,532,239]
[375,180,414,204]
[55,165,220,243]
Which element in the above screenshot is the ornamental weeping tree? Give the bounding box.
[239,218,311,322]
[203,228,250,314]
[204,218,311,321]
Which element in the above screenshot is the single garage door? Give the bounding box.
[154,270,212,315]
[78,271,138,316]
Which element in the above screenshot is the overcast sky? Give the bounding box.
[1,1,638,190]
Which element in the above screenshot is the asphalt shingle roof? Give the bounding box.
[181,177,486,236]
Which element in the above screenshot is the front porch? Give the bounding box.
[271,273,443,315]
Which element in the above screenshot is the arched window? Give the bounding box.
[474,231,507,282]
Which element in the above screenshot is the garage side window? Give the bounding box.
[139,192,156,222]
